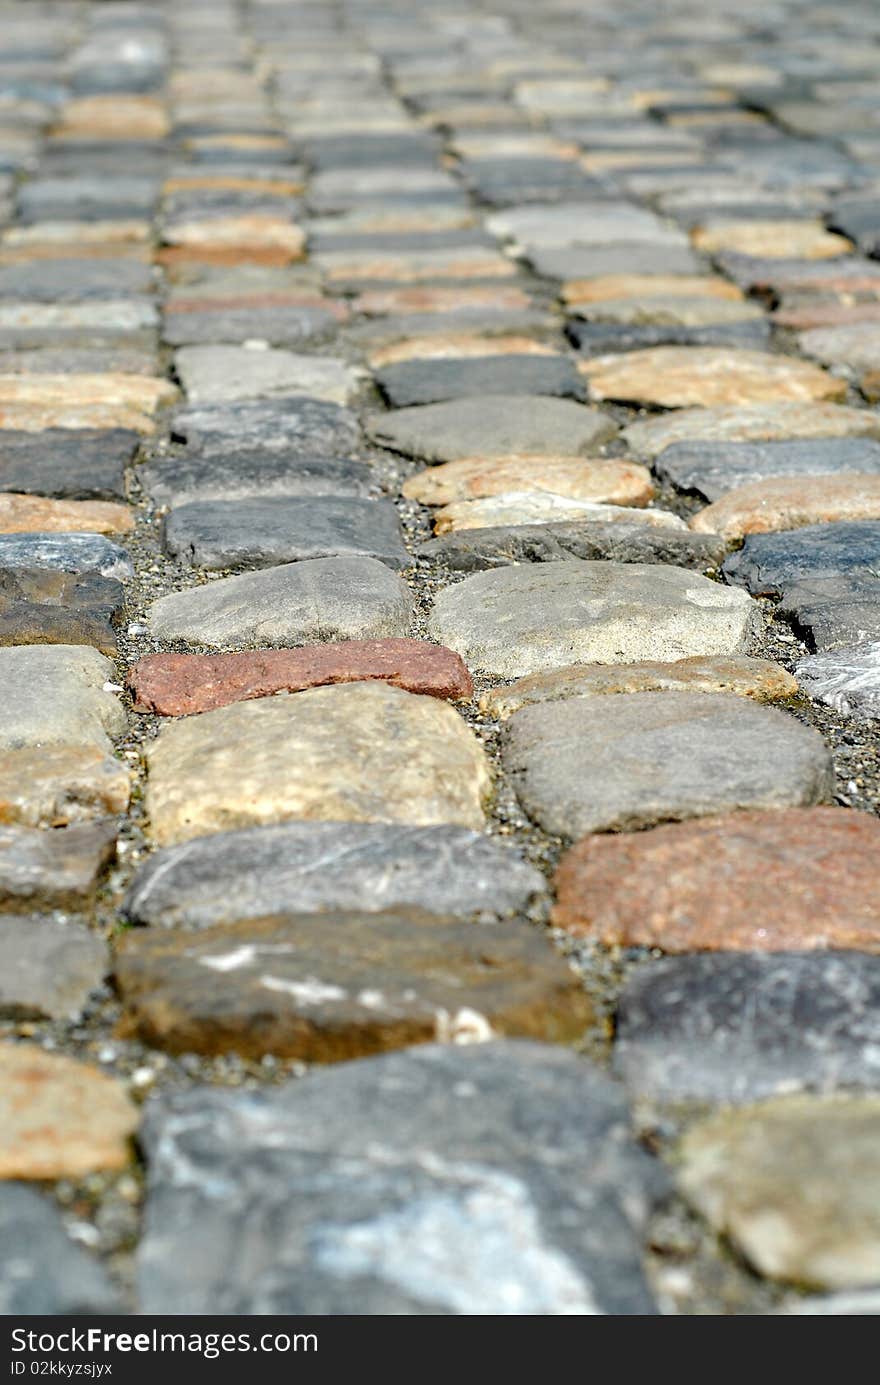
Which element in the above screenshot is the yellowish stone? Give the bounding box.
[369,335,555,368]
[433,493,686,533]
[0,1044,137,1180]
[581,346,845,407]
[0,494,133,534]
[145,682,492,846]
[691,220,853,259]
[690,473,880,539]
[562,273,744,306]
[402,454,654,506]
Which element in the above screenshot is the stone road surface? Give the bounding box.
[3,0,880,1317]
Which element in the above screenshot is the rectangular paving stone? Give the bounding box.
[144,683,490,845]
[655,438,880,500]
[123,822,545,930]
[0,915,108,1020]
[0,567,124,653]
[138,1043,665,1314]
[114,909,591,1060]
[138,450,374,507]
[375,355,587,406]
[0,820,117,911]
[0,744,130,828]
[0,533,132,581]
[0,428,138,500]
[0,644,126,752]
[129,640,472,714]
[163,497,409,571]
[419,521,727,572]
[170,398,361,456]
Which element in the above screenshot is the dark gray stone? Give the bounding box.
[0,915,107,1019]
[139,451,375,507]
[162,306,339,348]
[503,691,832,837]
[418,520,727,572]
[723,522,880,598]
[779,575,880,651]
[655,438,880,501]
[376,355,587,407]
[124,822,547,929]
[616,952,880,1107]
[0,533,133,582]
[138,1042,666,1314]
[0,259,153,301]
[163,497,409,571]
[0,1184,121,1313]
[0,429,139,500]
[567,319,771,354]
[304,133,442,169]
[17,176,159,222]
[170,397,361,456]
[0,567,124,654]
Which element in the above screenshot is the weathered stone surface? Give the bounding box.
[692,219,852,258]
[146,557,413,648]
[553,807,880,948]
[163,305,340,348]
[796,642,880,718]
[354,284,531,316]
[0,258,153,303]
[0,533,132,582]
[0,1043,136,1180]
[171,397,360,456]
[129,641,472,715]
[368,334,556,367]
[433,495,684,534]
[145,683,491,846]
[679,1095,880,1290]
[0,645,125,752]
[0,568,124,653]
[482,655,796,719]
[0,745,129,828]
[527,243,701,281]
[403,456,654,507]
[0,428,138,500]
[504,693,831,837]
[124,823,546,930]
[581,347,843,408]
[563,273,742,305]
[573,295,764,328]
[722,521,880,598]
[655,437,880,501]
[0,492,132,535]
[488,200,684,251]
[692,474,880,539]
[568,316,772,355]
[0,1184,121,1313]
[0,371,176,417]
[175,346,361,406]
[138,1043,665,1314]
[615,952,880,1106]
[624,403,880,460]
[800,323,880,373]
[367,396,617,461]
[376,356,586,407]
[419,521,726,572]
[428,562,756,679]
[0,820,116,911]
[115,910,591,1060]
[164,497,409,572]
[0,916,108,1020]
[139,450,374,507]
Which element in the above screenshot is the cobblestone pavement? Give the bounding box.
[5,0,880,1318]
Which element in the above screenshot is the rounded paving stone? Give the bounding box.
[581,347,844,408]
[366,395,617,461]
[146,556,414,648]
[427,561,758,679]
[691,473,880,540]
[503,693,833,837]
[145,682,492,845]
[552,807,880,947]
[114,910,592,1060]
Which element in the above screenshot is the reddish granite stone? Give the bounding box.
[129,639,474,715]
[552,807,880,951]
